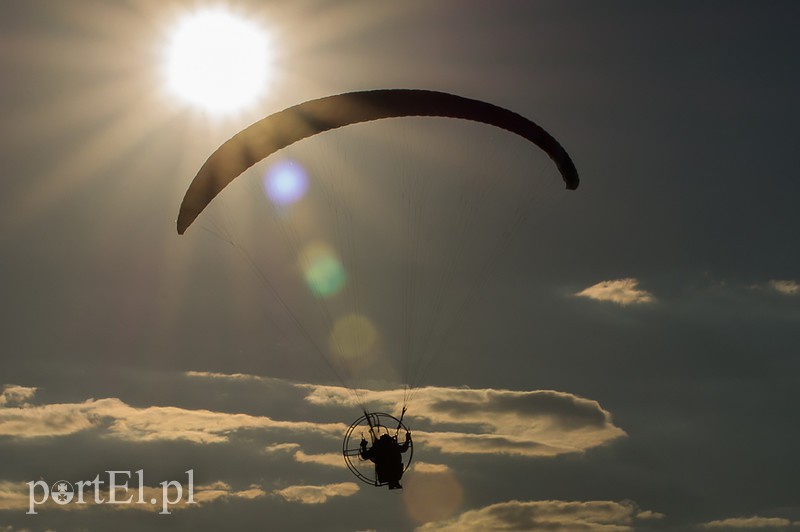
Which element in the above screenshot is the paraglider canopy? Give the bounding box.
[177,89,579,235]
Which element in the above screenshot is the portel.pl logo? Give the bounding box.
[27,470,195,515]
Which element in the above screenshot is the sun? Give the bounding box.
[164,8,274,114]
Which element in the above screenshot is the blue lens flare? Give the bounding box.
[263,160,309,206]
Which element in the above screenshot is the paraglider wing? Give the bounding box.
[177,89,579,234]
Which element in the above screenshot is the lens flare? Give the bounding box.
[403,469,463,524]
[329,314,378,360]
[299,243,346,297]
[263,160,309,206]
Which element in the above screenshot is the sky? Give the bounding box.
[1,1,799,530]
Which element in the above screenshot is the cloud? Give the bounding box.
[700,516,794,529]
[0,481,30,511]
[0,385,37,407]
[185,481,267,506]
[304,385,626,457]
[0,397,344,442]
[635,509,665,520]
[743,279,800,297]
[293,450,346,468]
[766,280,799,296]
[273,482,359,504]
[416,499,658,532]
[0,401,95,437]
[412,462,451,473]
[575,278,655,306]
[264,442,301,453]
[262,442,348,468]
[184,370,266,381]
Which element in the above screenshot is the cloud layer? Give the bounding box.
[416,499,664,531]
[273,482,359,504]
[0,392,344,443]
[302,384,627,457]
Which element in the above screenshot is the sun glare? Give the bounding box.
[165,8,273,114]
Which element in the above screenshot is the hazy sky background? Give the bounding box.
[1,1,799,531]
